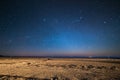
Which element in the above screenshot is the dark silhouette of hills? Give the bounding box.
[0,55,120,59]
[0,55,4,57]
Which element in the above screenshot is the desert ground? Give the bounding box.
[0,58,120,80]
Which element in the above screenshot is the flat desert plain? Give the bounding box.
[0,58,120,80]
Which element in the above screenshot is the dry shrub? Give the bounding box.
[96,66,107,69]
[68,64,77,68]
[87,65,94,69]
[110,66,118,70]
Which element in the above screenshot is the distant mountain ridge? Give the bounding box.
[0,55,4,57]
[0,55,120,59]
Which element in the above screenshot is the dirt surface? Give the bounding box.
[0,58,120,80]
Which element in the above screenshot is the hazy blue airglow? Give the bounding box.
[0,0,120,56]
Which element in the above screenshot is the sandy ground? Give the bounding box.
[0,58,120,80]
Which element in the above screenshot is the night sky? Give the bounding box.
[0,0,120,56]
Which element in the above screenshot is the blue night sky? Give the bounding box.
[0,0,120,56]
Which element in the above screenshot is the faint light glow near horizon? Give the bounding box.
[0,0,120,56]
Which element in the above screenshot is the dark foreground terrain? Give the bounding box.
[0,58,120,80]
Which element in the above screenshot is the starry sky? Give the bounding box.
[0,0,120,56]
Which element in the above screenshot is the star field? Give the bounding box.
[0,0,120,56]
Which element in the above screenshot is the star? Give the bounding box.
[8,40,12,43]
[42,18,46,22]
[72,17,83,24]
[110,18,113,20]
[103,21,107,24]
[80,17,83,20]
